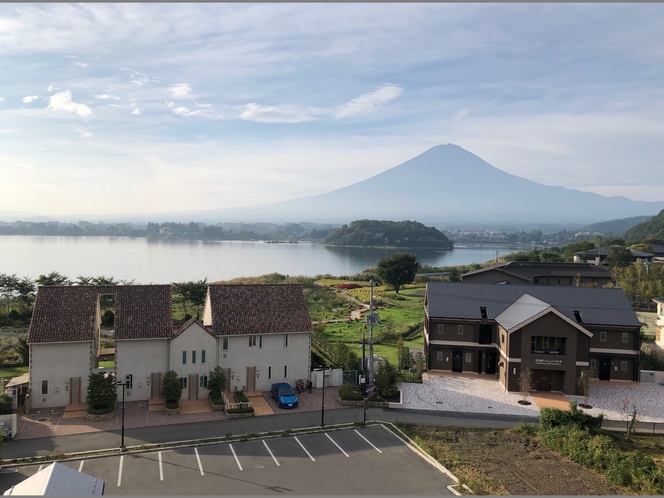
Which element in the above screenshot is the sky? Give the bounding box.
[1,3,664,217]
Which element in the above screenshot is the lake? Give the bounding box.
[0,236,526,283]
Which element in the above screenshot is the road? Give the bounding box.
[2,407,537,460]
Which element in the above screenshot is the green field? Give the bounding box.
[0,365,28,380]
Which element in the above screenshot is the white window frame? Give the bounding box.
[180,377,188,390]
[621,360,628,372]
[437,351,443,361]
[465,352,472,363]
[600,331,607,342]
[41,380,48,396]
[437,324,443,334]
[268,366,272,380]
[590,359,597,370]
[192,350,197,364]
[201,350,206,364]
[284,334,289,348]
[284,365,288,379]
[622,332,628,343]
[458,325,464,335]
[182,351,187,364]
[200,375,208,389]
[222,337,229,351]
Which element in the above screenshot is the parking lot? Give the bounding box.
[0,425,454,495]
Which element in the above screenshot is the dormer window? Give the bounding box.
[573,310,583,323]
[480,307,487,319]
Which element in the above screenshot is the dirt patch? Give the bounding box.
[400,425,630,495]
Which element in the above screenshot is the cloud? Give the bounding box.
[47,90,93,117]
[22,95,39,103]
[80,131,93,138]
[130,71,148,86]
[335,84,403,119]
[171,106,219,118]
[131,108,141,116]
[239,103,314,123]
[169,83,192,98]
[452,108,470,122]
[74,61,87,68]
[172,107,190,115]
[47,83,54,92]
[0,97,4,102]
[94,94,120,100]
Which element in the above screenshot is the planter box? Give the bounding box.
[337,395,389,408]
[85,408,116,421]
[209,397,225,412]
[165,406,180,415]
[226,411,255,419]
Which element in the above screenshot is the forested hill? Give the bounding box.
[324,220,454,249]
[624,209,664,243]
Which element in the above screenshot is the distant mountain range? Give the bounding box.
[577,216,654,236]
[2,145,663,227]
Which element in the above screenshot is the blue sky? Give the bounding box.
[1,3,663,216]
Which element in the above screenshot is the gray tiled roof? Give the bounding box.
[575,246,654,257]
[29,285,172,343]
[207,284,313,335]
[426,282,640,327]
[462,262,613,281]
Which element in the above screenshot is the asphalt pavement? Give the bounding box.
[1,407,538,461]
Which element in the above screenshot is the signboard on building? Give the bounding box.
[535,358,563,366]
[365,382,376,397]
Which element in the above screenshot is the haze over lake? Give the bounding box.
[0,236,526,283]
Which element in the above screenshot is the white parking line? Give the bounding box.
[194,447,204,475]
[354,429,382,453]
[263,440,280,467]
[229,444,243,471]
[38,465,43,472]
[158,451,164,481]
[325,433,349,458]
[117,455,124,487]
[78,460,85,472]
[294,436,316,462]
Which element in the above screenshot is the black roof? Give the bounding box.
[462,262,612,281]
[426,282,640,328]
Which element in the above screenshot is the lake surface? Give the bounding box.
[0,236,526,283]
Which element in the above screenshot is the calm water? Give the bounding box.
[0,236,525,283]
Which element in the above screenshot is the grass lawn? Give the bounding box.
[0,365,28,380]
[98,361,115,368]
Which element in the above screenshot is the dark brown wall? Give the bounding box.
[587,326,639,350]
[462,270,526,285]
[430,320,479,344]
[509,329,521,358]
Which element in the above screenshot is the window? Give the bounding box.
[182,351,187,364]
[437,351,443,361]
[621,360,628,372]
[600,331,607,342]
[465,352,472,363]
[284,365,288,378]
[284,334,289,348]
[41,380,48,395]
[268,366,272,380]
[259,335,263,348]
[222,337,229,351]
[200,375,208,389]
[622,332,628,343]
[458,325,463,335]
[480,307,487,319]
[249,335,257,347]
[192,350,197,364]
[530,336,566,354]
[180,377,188,389]
[437,324,443,334]
[590,359,597,370]
[201,350,206,364]
[501,334,505,344]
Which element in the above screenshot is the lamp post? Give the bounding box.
[321,364,326,428]
[116,378,129,452]
[366,279,378,384]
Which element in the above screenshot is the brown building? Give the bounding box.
[424,282,641,395]
[461,261,614,286]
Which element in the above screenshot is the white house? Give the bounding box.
[28,283,313,408]
[654,297,664,348]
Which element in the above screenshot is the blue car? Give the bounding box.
[271,382,298,409]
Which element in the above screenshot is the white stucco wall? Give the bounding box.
[218,332,311,392]
[115,339,168,401]
[170,323,218,400]
[29,342,93,409]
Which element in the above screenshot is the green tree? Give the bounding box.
[86,372,117,411]
[563,240,595,262]
[15,277,35,308]
[207,366,227,400]
[36,271,72,286]
[606,246,633,268]
[161,370,182,406]
[375,360,398,399]
[16,336,29,366]
[0,393,13,415]
[377,252,418,294]
[415,351,425,379]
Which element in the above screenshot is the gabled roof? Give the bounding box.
[462,262,613,282]
[575,246,654,258]
[207,284,313,335]
[4,462,104,495]
[29,285,172,343]
[653,297,664,305]
[172,317,215,339]
[426,282,641,328]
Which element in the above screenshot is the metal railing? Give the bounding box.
[601,418,664,434]
[221,390,253,411]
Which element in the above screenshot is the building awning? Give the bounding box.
[3,462,104,495]
[5,373,29,388]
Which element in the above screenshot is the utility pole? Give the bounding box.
[361,331,366,377]
[116,376,131,452]
[368,279,376,384]
[321,363,326,428]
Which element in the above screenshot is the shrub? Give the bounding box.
[0,393,13,414]
[86,404,115,415]
[165,400,179,410]
[162,370,182,404]
[210,394,224,406]
[375,360,399,399]
[339,384,364,401]
[208,366,227,398]
[227,406,255,414]
[86,372,117,411]
[539,402,603,431]
[234,390,249,403]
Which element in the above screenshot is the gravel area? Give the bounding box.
[568,383,664,423]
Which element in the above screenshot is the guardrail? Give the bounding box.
[221,391,253,411]
[602,419,664,434]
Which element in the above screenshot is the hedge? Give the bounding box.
[234,391,249,403]
[227,406,255,414]
[86,404,115,415]
[338,384,364,401]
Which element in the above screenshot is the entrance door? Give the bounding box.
[69,377,81,404]
[246,366,256,392]
[485,352,497,375]
[188,374,199,401]
[477,351,483,374]
[534,370,552,391]
[151,372,161,399]
[599,358,611,380]
[452,351,463,373]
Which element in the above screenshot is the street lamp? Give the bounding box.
[321,363,326,428]
[116,374,132,452]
